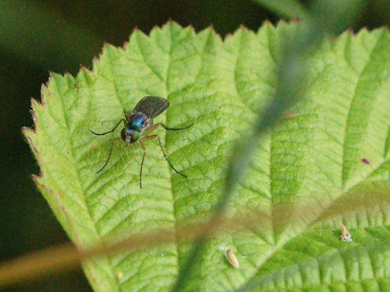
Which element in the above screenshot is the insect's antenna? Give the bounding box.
[161,123,194,131]
[96,138,121,173]
[90,118,126,136]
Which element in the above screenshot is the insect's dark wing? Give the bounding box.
[130,96,169,119]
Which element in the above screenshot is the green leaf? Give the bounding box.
[24,22,390,291]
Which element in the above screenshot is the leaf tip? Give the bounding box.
[21,126,34,140]
[92,56,100,67]
[30,97,43,116]
[31,173,43,182]
[345,27,356,36]
[225,32,232,38]
[278,19,288,26]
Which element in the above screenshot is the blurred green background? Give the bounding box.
[1,0,389,291]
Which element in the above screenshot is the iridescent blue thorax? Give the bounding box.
[121,112,153,145]
[128,112,148,131]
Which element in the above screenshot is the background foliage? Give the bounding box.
[2,0,390,291]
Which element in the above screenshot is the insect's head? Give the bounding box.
[121,127,140,145]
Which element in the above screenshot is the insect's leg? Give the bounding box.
[96,137,122,173]
[137,140,147,189]
[140,134,187,177]
[160,122,194,131]
[90,118,126,136]
[140,123,161,137]
[140,121,193,138]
